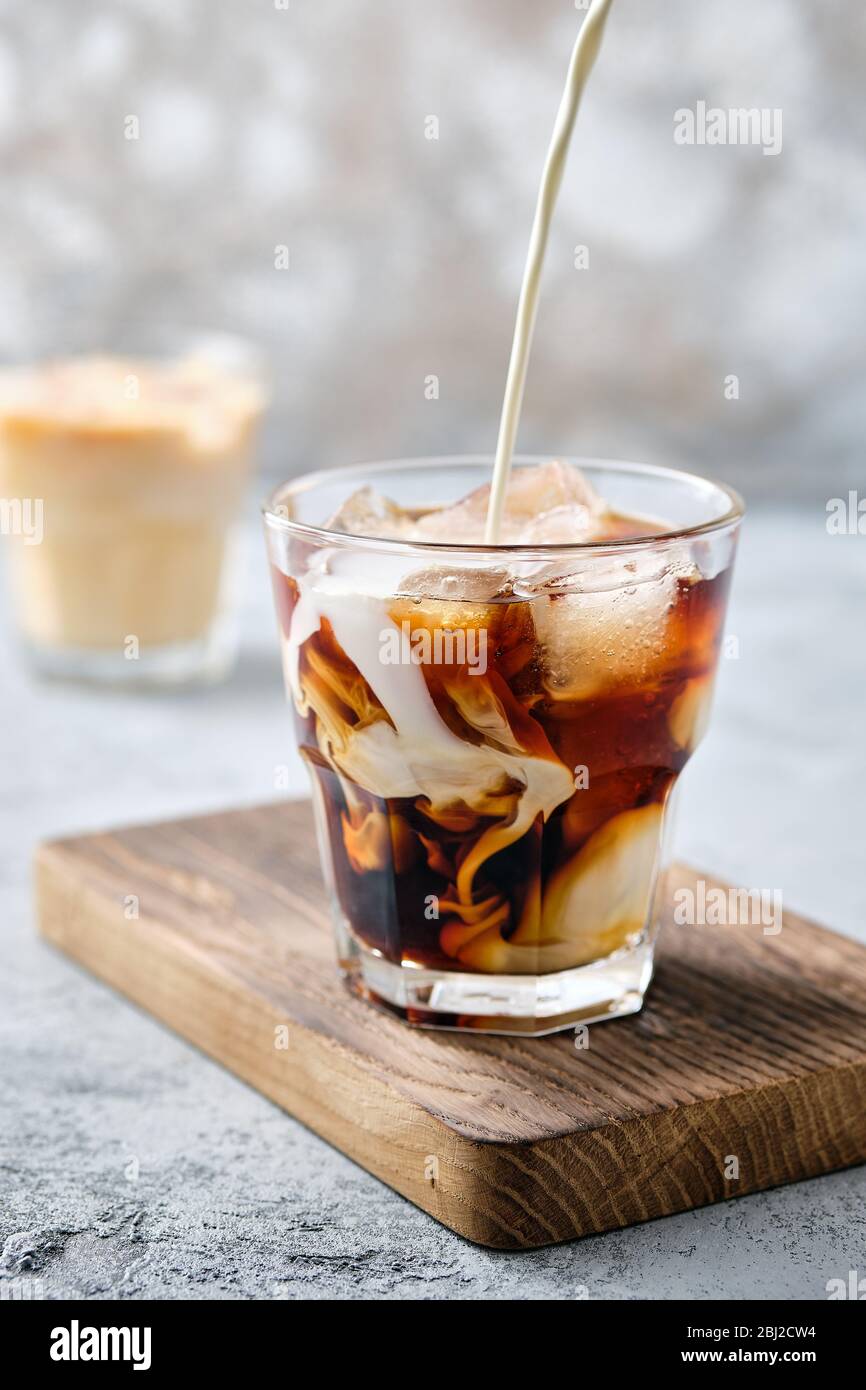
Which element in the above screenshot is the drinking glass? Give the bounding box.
[0,325,265,686]
[263,457,742,1035]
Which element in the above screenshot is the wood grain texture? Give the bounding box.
[35,800,866,1249]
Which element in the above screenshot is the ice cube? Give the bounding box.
[413,460,604,545]
[531,553,679,699]
[324,463,608,547]
[502,459,602,517]
[519,502,601,544]
[325,486,416,540]
[387,564,514,645]
[394,565,512,603]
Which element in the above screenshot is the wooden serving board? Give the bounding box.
[36,800,866,1249]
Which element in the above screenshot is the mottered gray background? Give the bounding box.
[0,0,863,499]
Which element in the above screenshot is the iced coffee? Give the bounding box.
[264,457,741,1033]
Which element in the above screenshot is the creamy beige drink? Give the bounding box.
[0,354,263,681]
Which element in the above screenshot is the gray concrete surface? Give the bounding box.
[2,508,865,1300]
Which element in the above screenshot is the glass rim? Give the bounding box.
[261,455,745,558]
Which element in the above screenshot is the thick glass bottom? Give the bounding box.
[337,922,655,1036]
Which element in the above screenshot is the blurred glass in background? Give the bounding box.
[0,328,265,684]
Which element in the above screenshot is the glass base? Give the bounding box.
[19,622,238,689]
[337,926,655,1037]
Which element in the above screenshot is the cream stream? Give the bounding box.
[484,0,616,544]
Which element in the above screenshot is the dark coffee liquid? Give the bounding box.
[275,545,731,974]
